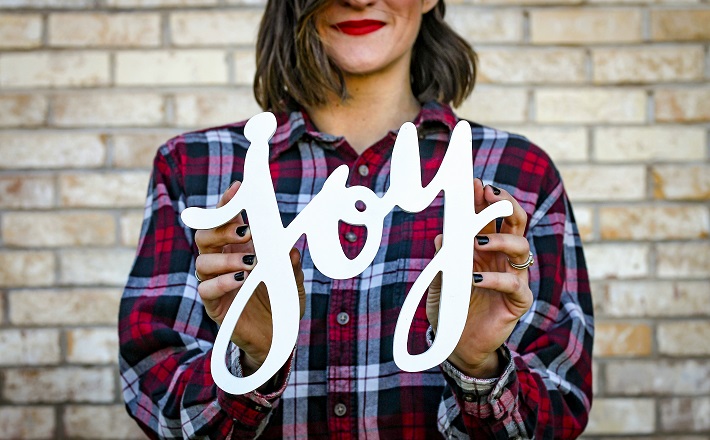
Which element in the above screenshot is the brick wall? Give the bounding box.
[0,0,707,438]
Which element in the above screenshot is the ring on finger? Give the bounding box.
[508,251,534,270]
[195,269,204,283]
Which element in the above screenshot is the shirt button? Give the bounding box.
[344,232,357,243]
[357,164,369,177]
[336,312,350,325]
[334,403,347,417]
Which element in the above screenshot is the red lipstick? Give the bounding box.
[333,19,385,36]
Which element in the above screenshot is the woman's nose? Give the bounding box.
[340,0,377,9]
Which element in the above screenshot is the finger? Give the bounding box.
[195,218,251,254]
[290,248,307,318]
[198,270,245,304]
[217,180,241,208]
[474,234,530,265]
[474,179,497,235]
[483,184,527,236]
[195,252,257,282]
[471,272,532,312]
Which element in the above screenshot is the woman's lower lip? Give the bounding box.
[334,22,385,36]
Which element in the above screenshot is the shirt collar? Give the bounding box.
[267,101,459,161]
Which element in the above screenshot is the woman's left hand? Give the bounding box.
[426,178,534,379]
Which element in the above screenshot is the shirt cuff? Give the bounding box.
[427,326,518,420]
[216,342,294,426]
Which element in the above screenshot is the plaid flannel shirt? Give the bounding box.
[119,101,593,439]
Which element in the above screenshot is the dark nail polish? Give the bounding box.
[234,271,245,282]
[242,254,255,265]
[236,225,249,237]
[476,235,489,245]
[489,185,501,196]
[473,273,483,283]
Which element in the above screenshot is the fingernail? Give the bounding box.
[236,225,249,237]
[473,273,483,283]
[234,271,245,282]
[489,185,501,196]
[475,235,489,245]
[242,254,255,265]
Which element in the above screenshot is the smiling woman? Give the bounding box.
[118,0,594,438]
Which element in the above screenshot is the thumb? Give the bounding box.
[290,248,306,319]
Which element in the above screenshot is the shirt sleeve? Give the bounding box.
[436,157,594,438]
[118,144,290,439]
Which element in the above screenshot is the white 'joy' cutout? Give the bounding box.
[181,112,513,394]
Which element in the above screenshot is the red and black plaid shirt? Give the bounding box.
[119,102,593,439]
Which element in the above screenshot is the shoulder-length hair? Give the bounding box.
[254,0,477,112]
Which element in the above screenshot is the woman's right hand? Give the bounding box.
[194,181,306,375]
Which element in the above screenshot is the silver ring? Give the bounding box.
[508,251,534,270]
[195,269,203,283]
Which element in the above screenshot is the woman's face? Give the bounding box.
[316,0,439,78]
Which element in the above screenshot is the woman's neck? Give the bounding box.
[306,72,421,155]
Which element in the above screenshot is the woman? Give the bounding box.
[119,0,593,438]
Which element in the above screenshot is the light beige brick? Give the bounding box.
[52,93,165,127]
[536,89,646,123]
[456,87,528,124]
[66,328,118,364]
[651,165,710,200]
[593,46,704,84]
[106,0,217,6]
[656,242,709,278]
[234,49,256,85]
[661,397,710,432]
[174,89,261,127]
[0,407,55,440]
[572,205,594,242]
[559,165,646,201]
[0,329,61,366]
[59,172,149,208]
[9,288,121,326]
[3,367,114,403]
[0,294,4,325]
[583,243,650,280]
[585,398,655,434]
[504,127,588,162]
[64,405,146,439]
[59,249,136,286]
[0,14,42,49]
[656,88,710,122]
[653,165,710,201]
[113,133,168,168]
[595,127,706,162]
[658,321,710,356]
[116,50,228,86]
[0,52,110,89]
[651,9,710,41]
[49,13,160,47]
[605,360,710,395]
[600,205,709,240]
[0,94,47,127]
[0,133,106,169]
[0,176,54,209]
[171,11,261,46]
[120,211,144,247]
[1,0,93,6]
[594,322,652,357]
[530,9,642,44]
[478,48,586,84]
[3,212,117,247]
[447,7,523,43]
[597,281,710,318]
[0,251,55,288]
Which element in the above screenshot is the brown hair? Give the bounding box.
[254,1,477,112]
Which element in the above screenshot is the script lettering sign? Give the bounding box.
[181,112,513,394]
